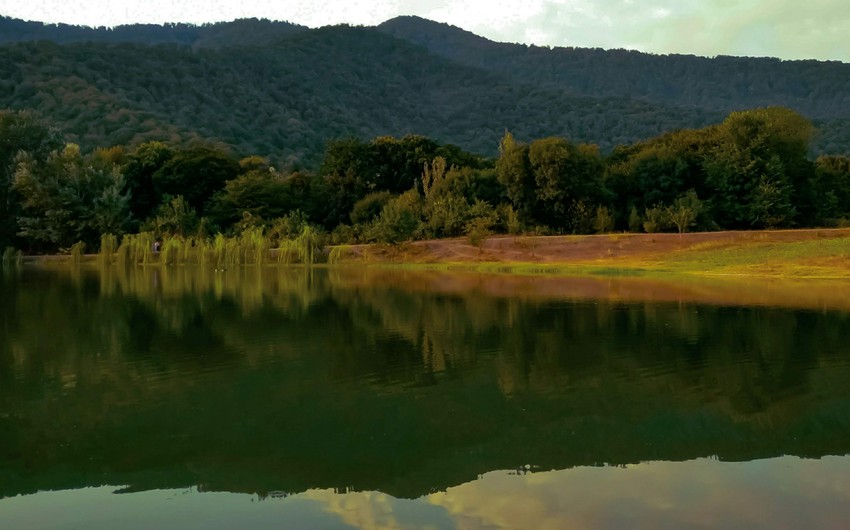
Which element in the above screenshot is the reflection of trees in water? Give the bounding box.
[328,280,849,423]
[3,267,850,421]
[3,267,850,498]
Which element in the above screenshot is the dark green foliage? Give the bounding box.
[2,101,850,253]
[123,141,174,223]
[379,16,850,127]
[2,15,849,173]
[496,132,535,222]
[320,135,489,227]
[812,155,850,221]
[152,145,239,215]
[0,16,308,47]
[528,137,607,231]
[145,196,199,237]
[350,191,394,225]
[0,110,64,248]
[13,143,131,249]
[207,169,317,229]
[433,166,503,206]
[705,108,814,228]
[370,190,421,244]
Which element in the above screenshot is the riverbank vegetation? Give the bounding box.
[2,106,850,273]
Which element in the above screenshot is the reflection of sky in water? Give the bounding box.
[3,456,849,529]
[425,457,850,529]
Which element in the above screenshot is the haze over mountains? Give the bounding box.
[2,15,848,166]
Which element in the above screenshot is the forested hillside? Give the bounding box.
[378,16,850,154]
[378,17,850,118]
[0,16,308,48]
[1,15,849,166]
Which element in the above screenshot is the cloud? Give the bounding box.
[511,0,850,61]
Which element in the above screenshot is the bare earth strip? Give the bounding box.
[335,228,850,280]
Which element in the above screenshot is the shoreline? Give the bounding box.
[13,227,850,280]
[329,228,850,279]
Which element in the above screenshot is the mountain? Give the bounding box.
[378,16,850,119]
[1,15,848,166]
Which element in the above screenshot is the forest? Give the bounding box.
[1,15,850,167]
[2,106,850,259]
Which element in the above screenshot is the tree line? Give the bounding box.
[2,106,850,256]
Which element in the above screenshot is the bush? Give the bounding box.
[497,204,523,235]
[369,190,421,244]
[593,206,615,234]
[350,191,393,225]
[628,206,642,233]
[643,205,667,233]
[330,224,359,245]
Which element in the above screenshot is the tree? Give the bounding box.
[495,131,535,223]
[528,137,606,231]
[749,165,796,229]
[206,168,313,229]
[605,127,715,230]
[706,107,813,229]
[152,144,239,215]
[122,141,173,223]
[146,195,198,237]
[0,110,64,249]
[14,143,131,250]
[370,190,420,244]
[665,190,702,234]
[593,206,615,234]
[811,155,850,221]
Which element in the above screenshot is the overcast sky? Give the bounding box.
[3,0,848,62]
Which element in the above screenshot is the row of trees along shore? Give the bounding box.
[2,106,850,264]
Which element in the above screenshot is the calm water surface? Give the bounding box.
[1,265,850,529]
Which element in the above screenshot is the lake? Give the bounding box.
[2,265,850,529]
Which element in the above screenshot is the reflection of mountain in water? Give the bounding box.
[1,266,850,499]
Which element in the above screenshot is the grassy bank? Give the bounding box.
[328,228,850,279]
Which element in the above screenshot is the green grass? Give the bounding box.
[658,237,850,277]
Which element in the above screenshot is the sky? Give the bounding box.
[2,0,848,62]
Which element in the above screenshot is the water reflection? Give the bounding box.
[1,457,848,530]
[1,266,850,508]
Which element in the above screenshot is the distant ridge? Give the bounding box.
[0,16,308,48]
[378,15,850,119]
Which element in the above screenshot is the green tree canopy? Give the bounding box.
[528,137,606,230]
[13,143,131,250]
[123,141,174,223]
[152,145,239,216]
[0,110,64,248]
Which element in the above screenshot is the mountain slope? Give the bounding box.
[0,24,722,166]
[0,15,848,165]
[378,16,850,119]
